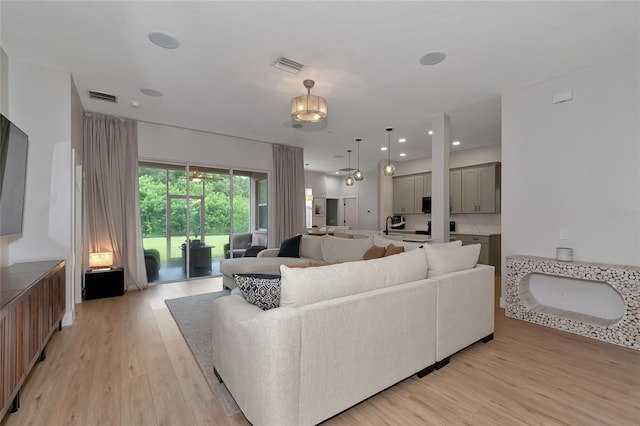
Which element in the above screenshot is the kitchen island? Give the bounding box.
[384,229,501,271]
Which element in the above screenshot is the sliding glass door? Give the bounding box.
[138,162,267,283]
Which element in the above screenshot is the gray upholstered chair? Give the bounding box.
[224,233,253,258]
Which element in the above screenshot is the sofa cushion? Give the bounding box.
[299,235,325,261]
[234,273,282,310]
[424,243,481,278]
[362,245,386,260]
[383,244,404,257]
[278,235,302,258]
[320,235,373,263]
[221,256,314,277]
[280,248,427,307]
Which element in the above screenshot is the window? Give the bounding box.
[257,178,268,230]
[138,162,264,283]
[305,188,313,228]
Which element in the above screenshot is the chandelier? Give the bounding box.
[291,80,327,123]
[383,127,395,176]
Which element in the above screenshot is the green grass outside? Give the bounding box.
[143,235,230,261]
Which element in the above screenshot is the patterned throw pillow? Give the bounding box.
[233,273,281,310]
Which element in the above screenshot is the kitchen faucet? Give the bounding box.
[384,216,393,235]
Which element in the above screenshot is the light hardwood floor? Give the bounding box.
[2,277,639,426]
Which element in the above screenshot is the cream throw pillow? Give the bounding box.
[424,243,481,278]
[299,235,325,260]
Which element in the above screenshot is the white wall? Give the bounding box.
[70,78,84,309]
[70,77,84,162]
[5,58,74,324]
[341,169,378,230]
[502,60,639,304]
[0,48,7,115]
[0,48,8,268]
[138,122,272,171]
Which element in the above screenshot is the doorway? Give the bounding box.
[326,198,339,226]
[138,163,267,284]
[326,196,358,229]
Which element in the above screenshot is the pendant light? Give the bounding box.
[345,150,354,186]
[383,127,395,176]
[354,138,364,181]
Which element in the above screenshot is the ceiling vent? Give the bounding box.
[272,57,305,74]
[338,167,355,172]
[88,90,117,103]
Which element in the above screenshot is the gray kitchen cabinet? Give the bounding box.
[393,163,499,215]
[424,173,432,197]
[460,163,500,213]
[393,176,415,214]
[413,173,431,213]
[449,233,501,271]
[450,169,462,214]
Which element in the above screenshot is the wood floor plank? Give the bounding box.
[2,277,639,426]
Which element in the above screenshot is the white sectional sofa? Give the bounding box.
[219,233,422,289]
[212,242,495,426]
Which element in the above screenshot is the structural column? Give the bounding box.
[431,114,450,242]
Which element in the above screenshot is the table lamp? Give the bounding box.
[89,251,113,270]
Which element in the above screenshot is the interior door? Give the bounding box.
[343,197,357,228]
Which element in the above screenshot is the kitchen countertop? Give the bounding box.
[387,229,501,237]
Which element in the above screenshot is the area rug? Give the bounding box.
[165,291,241,416]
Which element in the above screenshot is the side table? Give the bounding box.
[84,267,125,300]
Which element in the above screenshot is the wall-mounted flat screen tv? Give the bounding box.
[0,114,29,236]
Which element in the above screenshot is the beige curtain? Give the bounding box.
[272,144,305,245]
[84,113,147,290]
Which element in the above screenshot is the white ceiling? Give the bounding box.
[1,1,638,173]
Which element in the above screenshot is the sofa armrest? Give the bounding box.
[295,279,437,425]
[212,296,302,426]
[435,264,495,362]
[257,248,279,258]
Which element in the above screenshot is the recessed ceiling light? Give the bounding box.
[398,138,406,143]
[381,147,388,151]
[452,140,461,146]
[148,31,180,49]
[420,51,446,66]
[130,100,140,108]
[400,153,406,157]
[335,171,340,175]
[428,130,433,135]
[140,88,162,97]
